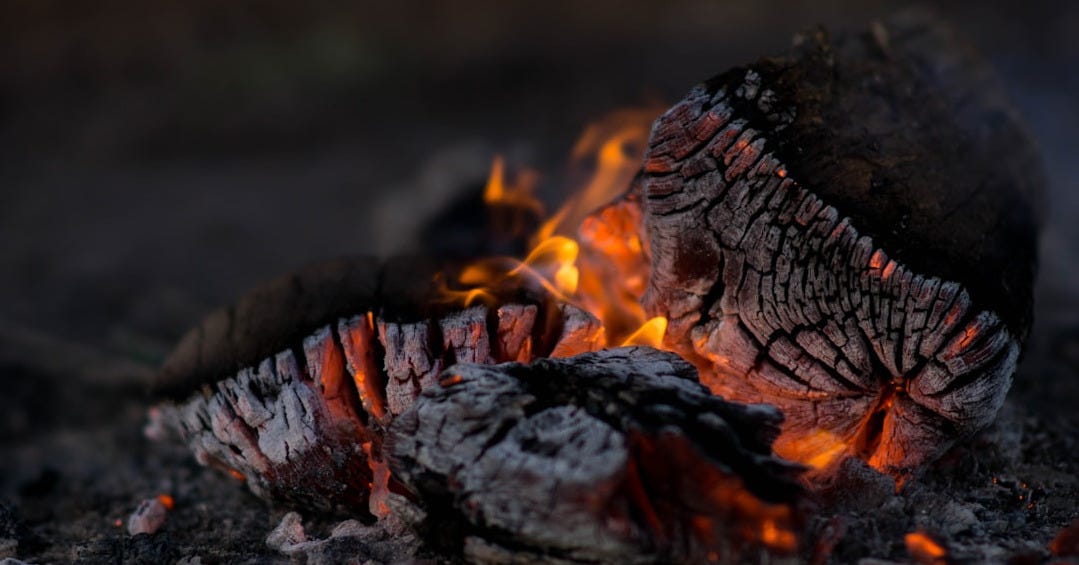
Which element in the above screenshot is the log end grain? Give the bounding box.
[639,11,1043,479]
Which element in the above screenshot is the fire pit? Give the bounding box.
[1,5,1076,565]
[137,10,1060,565]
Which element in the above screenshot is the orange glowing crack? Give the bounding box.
[869,250,886,270]
[905,531,948,563]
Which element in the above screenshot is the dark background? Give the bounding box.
[2,0,1077,355]
[1,1,1076,561]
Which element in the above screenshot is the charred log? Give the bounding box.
[152,256,605,515]
[156,256,425,400]
[634,12,1043,478]
[385,346,804,564]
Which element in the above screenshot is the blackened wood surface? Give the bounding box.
[640,12,1042,478]
[154,254,607,514]
[385,347,803,564]
[155,256,396,399]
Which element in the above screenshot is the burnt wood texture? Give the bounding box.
[638,12,1043,478]
[153,256,608,514]
[385,347,803,564]
[149,10,1044,563]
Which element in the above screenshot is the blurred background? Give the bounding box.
[0,0,1076,556]
[1,0,1076,356]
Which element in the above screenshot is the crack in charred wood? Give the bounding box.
[638,14,1041,479]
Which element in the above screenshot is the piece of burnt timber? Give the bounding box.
[385,347,804,565]
[153,256,606,515]
[638,11,1043,479]
[155,256,420,400]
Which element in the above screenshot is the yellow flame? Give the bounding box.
[621,316,668,348]
[511,236,580,296]
[775,428,851,471]
[434,272,497,307]
[537,107,659,243]
[438,104,665,345]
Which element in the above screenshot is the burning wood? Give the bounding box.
[148,10,1044,564]
[385,347,803,563]
[626,12,1043,480]
[152,256,607,515]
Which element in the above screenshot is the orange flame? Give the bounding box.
[622,316,668,348]
[774,428,852,473]
[538,105,660,242]
[483,155,544,240]
[439,104,666,345]
[507,235,580,298]
[429,102,812,557]
[483,155,542,212]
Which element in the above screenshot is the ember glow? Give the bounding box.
[432,105,809,555]
[438,101,901,492]
[156,494,175,510]
[905,531,949,564]
[777,428,851,472]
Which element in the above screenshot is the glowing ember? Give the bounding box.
[776,428,851,473]
[156,494,175,510]
[905,531,949,564]
[1050,518,1079,557]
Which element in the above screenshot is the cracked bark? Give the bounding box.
[152,256,605,516]
[634,12,1043,478]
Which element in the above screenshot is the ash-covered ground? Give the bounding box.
[1,1,1077,563]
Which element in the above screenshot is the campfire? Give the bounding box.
[149,11,1043,564]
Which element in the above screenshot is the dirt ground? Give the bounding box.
[1,1,1077,563]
